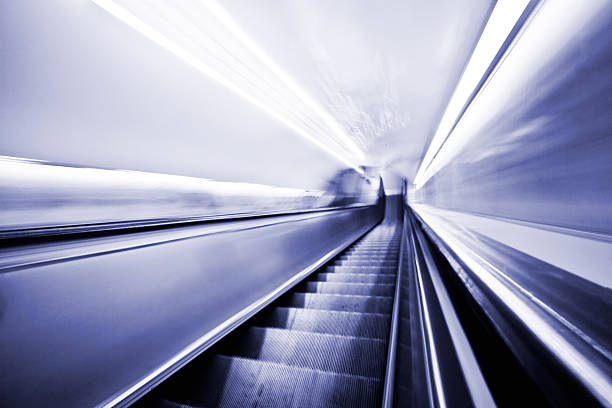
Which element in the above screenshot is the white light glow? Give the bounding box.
[200,0,364,160]
[414,0,607,189]
[0,156,319,198]
[91,0,364,173]
[0,155,328,231]
[413,0,530,188]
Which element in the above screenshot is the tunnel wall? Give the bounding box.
[412,3,612,236]
[0,1,345,190]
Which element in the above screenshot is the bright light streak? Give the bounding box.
[0,156,320,198]
[0,155,329,230]
[91,0,364,174]
[201,0,365,160]
[414,0,607,190]
[413,0,530,188]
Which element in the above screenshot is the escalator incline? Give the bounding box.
[146,224,401,408]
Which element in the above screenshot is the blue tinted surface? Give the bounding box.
[414,5,612,236]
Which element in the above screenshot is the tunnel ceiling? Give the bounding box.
[222,0,494,180]
[1,0,495,189]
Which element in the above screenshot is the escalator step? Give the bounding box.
[347,250,396,253]
[334,260,397,266]
[325,265,396,274]
[220,327,386,377]
[299,281,395,296]
[283,292,393,314]
[351,245,399,249]
[339,256,394,261]
[163,355,381,408]
[254,307,390,339]
[345,250,397,254]
[350,245,399,247]
[315,272,396,284]
[350,244,397,247]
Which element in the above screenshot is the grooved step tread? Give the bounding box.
[351,246,399,249]
[335,260,397,265]
[315,272,396,284]
[339,257,396,261]
[348,249,399,252]
[350,245,399,247]
[283,292,393,314]
[325,265,397,274]
[255,307,390,339]
[300,281,395,296]
[347,249,397,252]
[158,355,381,408]
[351,246,399,248]
[351,243,399,245]
[220,327,386,377]
[342,251,397,255]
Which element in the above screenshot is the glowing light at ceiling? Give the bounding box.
[413,0,531,188]
[91,0,364,174]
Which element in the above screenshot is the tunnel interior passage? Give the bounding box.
[1,0,612,407]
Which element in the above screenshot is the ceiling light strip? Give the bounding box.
[200,0,365,160]
[92,0,364,173]
[413,0,535,188]
[121,1,343,155]
[420,0,539,177]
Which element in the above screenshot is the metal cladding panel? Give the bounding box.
[0,204,382,407]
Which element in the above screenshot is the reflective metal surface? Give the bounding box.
[0,156,381,237]
[0,204,382,407]
[413,206,612,406]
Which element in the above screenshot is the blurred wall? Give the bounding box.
[413,2,612,235]
[381,170,404,196]
[0,0,345,190]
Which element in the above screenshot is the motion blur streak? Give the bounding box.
[91,0,364,173]
[1,1,611,407]
[412,0,612,236]
[413,0,531,188]
[0,155,379,234]
[199,0,364,160]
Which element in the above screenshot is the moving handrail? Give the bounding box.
[412,207,612,407]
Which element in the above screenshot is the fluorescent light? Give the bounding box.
[414,0,607,190]
[0,156,319,198]
[413,0,530,188]
[91,0,364,173]
[200,0,365,160]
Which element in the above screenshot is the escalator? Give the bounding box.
[136,222,401,407]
